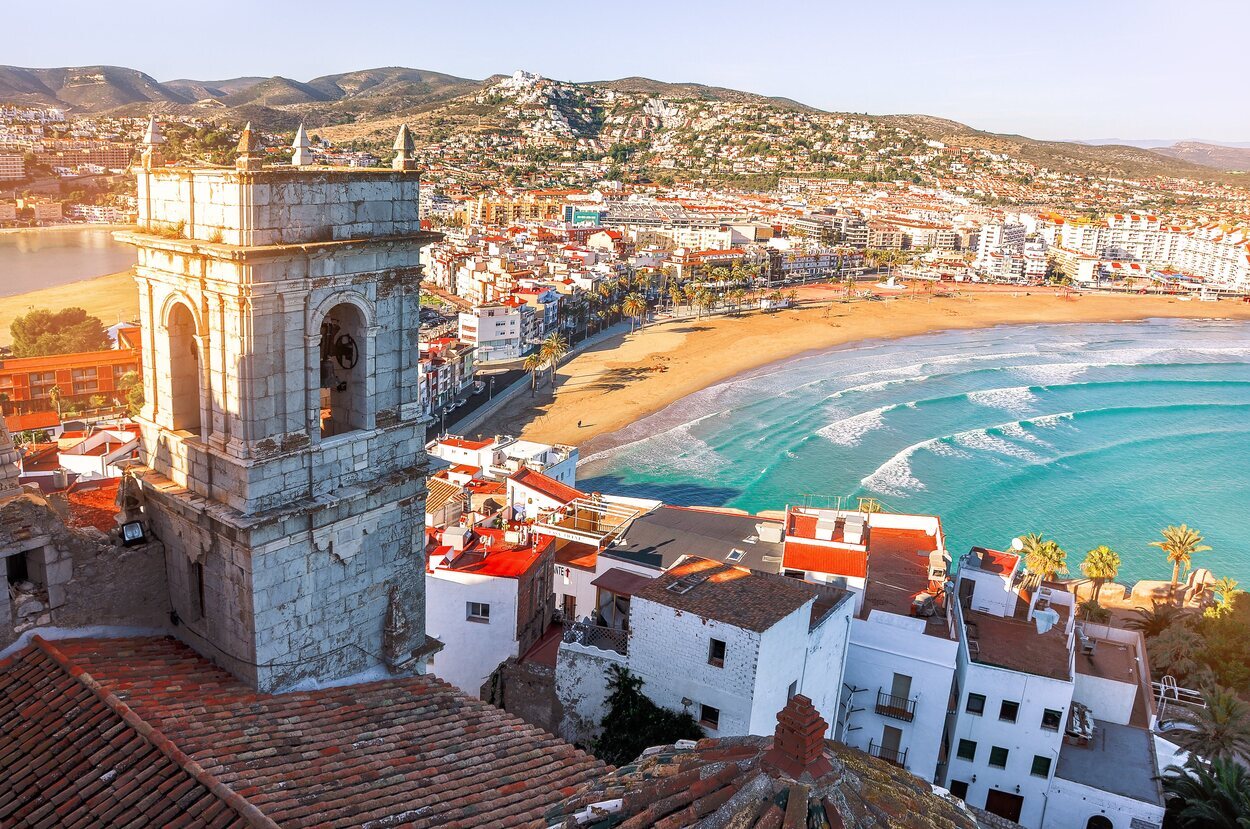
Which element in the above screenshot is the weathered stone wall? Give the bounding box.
[137,169,422,247]
[0,494,168,653]
[554,644,622,745]
[482,657,564,739]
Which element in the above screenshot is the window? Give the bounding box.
[700,704,720,730]
[1031,755,1051,778]
[708,638,726,667]
[725,549,745,563]
[167,302,202,433]
[319,303,369,438]
[999,700,1019,723]
[966,693,986,715]
[989,746,1009,768]
[956,739,977,761]
[949,780,969,800]
[467,601,490,623]
[783,569,805,580]
[1041,708,1062,731]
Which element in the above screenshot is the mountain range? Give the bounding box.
[1,63,1245,182]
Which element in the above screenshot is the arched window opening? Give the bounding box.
[1086,817,1113,829]
[319,303,367,438]
[167,303,202,433]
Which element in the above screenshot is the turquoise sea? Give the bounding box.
[579,319,1250,586]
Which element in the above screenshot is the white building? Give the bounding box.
[556,555,853,743]
[944,547,1165,829]
[426,434,579,487]
[424,524,554,696]
[458,300,533,363]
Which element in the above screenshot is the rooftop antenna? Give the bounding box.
[1010,537,1024,552]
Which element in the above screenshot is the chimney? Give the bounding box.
[761,695,833,780]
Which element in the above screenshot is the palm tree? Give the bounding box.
[728,288,746,314]
[539,332,569,385]
[622,293,647,332]
[1151,524,1211,603]
[693,288,714,319]
[522,353,544,394]
[1080,545,1121,603]
[1168,686,1250,764]
[668,284,685,314]
[1125,601,1191,638]
[1020,533,1068,582]
[1161,756,1250,829]
[1208,576,1241,617]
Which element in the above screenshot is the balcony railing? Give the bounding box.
[562,620,628,655]
[868,740,908,768]
[875,689,917,722]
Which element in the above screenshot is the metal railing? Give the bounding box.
[875,689,917,722]
[868,740,908,767]
[562,620,628,655]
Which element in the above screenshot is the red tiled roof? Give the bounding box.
[510,467,584,505]
[783,541,868,578]
[0,637,260,828]
[5,411,60,432]
[437,436,493,451]
[30,636,605,828]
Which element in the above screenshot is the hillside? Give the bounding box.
[1150,141,1250,172]
[1,62,1241,188]
[884,115,1241,183]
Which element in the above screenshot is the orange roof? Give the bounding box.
[6,411,60,432]
[783,542,868,579]
[439,436,492,451]
[510,467,584,504]
[66,478,119,532]
[0,347,137,372]
[431,529,553,579]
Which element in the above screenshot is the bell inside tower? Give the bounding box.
[319,303,368,438]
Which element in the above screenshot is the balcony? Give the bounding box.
[867,740,908,768]
[562,619,628,656]
[875,689,917,722]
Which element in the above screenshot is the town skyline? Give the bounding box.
[8,0,1250,141]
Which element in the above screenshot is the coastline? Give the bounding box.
[476,283,1250,452]
[0,270,138,347]
[0,223,134,237]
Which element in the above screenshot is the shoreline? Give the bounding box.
[0,223,134,237]
[476,284,1250,453]
[0,270,138,347]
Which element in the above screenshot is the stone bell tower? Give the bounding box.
[117,123,440,691]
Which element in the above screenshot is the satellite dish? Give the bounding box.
[1010,537,1024,552]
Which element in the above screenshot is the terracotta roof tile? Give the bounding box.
[40,636,606,828]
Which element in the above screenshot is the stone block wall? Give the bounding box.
[137,169,422,247]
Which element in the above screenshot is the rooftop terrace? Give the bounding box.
[1055,719,1163,806]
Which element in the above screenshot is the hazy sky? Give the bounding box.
[9,0,1248,141]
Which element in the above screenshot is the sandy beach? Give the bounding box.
[476,283,1250,450]
[0,270,138,347]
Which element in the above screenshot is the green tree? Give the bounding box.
[1080,545,1121,603]
[522,353,544,394]
[1161,756,1250,828]
[1167,686,1250,764]
[10,307,110,357]
[1020,533,1068,582]
[1206,577,1241,619]
[540,332,570,385]
[117,370,144,417]
[1125,601,1192,639]
[590,664,704,767]
[622,293,647,332]
[1151,525,1211,603]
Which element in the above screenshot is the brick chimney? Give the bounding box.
[761,694,833,780]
